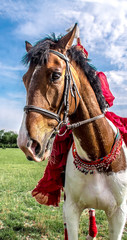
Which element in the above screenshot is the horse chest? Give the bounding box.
[65,149,127,214]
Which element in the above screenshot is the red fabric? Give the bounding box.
[32,126,73,206]
[64,223,68,240]
[97,72,127,145]
[77,38,88,57]
[89,216,98,238]
[106,111,127,146]
[97,72,115,107]
[88,209,98,238]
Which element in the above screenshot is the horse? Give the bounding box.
[17,24,127,240]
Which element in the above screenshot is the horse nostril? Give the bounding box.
[35,141,41,155]
[31,139,41,155]
[27,138,41,158]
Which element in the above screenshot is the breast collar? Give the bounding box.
[72,129,123,174]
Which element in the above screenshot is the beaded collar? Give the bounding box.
[72,130,122,174]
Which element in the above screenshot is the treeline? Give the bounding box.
[0,130,18,148]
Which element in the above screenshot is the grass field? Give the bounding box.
[0,148,127,240]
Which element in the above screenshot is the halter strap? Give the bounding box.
[67,113,105,130]
[50,49,81,122]
[24,105,61,123]
[49,50,69,62]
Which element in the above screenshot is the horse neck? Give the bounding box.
[69,64,115,160]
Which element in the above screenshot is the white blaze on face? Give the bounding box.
[17,67,36,152]
[17,112,43,162]
[17,65,41,149]
[29,65,41,89]
[17,112,28,150]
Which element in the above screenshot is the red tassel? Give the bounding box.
[77,37,88,58]
[64,223,68,240]
[89,209,98,238]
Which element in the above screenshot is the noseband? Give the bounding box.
[24,50,104,134]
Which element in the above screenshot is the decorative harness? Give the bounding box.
[73,129,123,174]
[24,49,104,134]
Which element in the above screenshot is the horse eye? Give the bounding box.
[51,72,61,81]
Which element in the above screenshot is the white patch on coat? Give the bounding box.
[73,135,91,161]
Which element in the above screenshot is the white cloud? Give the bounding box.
[105,70,127,85]
[2,0,127,71]
[0,97,25,132]
[105,44,127,69]
[54,0,127,70]
[0,0,34,21]
[0,62,25,83]
[0,62,24,71]
[79,0,121,6]
[104,70,127,116]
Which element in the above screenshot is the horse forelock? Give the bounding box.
[22,35,107,113]
[22,35,61,66]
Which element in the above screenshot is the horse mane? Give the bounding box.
[22,35,107,112]
[67,46,107,112]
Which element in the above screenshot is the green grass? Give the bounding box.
[0,148,127,239]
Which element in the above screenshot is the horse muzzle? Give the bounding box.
[17,113,54,162]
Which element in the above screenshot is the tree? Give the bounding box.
[0,130,18,148]
[0,130,4,143]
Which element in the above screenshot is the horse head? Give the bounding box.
[17,24,81,162]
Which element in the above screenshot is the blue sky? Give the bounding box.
[0,0,127,132]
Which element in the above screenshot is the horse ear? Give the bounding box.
[25,41,32,52]
[57,23,78,51]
